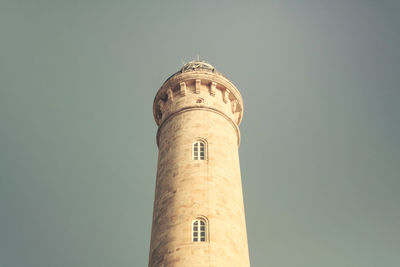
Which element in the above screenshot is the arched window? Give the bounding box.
[192,219,206,242]
[193,141,205,160]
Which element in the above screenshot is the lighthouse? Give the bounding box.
[149,61,250,266]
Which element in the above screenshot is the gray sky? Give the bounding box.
[1,1,399,266]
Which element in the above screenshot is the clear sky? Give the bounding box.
[1,1,399,266]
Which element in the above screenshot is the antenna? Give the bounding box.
[197,54,200,61]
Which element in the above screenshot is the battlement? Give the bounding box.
[153,64,244,128]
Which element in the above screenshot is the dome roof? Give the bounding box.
[181,61,215,72]
[163,60,218,84]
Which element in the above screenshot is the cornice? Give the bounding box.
[156,106,241,147]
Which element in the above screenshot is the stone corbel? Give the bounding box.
[223,89,229,103]
[195,80,201,94]
[158,99,165,114]
[180,82,186,96]
[210,81,216,96]
[157,99,165,121]
[231,99,238,113]
[156,112,162,123]
[167,88,174,102]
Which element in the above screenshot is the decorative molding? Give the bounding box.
[153,72,244,126]
[156,106,241,147]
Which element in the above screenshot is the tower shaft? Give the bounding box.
[149,62,250,266]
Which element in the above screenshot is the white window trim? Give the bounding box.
[192,219,207,242]
[192,140,206,161]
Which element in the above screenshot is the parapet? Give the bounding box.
[153,61,244,128]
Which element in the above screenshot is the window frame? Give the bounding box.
[192,218,207,242]
[192,140,206,161]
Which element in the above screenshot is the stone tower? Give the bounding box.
[149,61,250,266]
